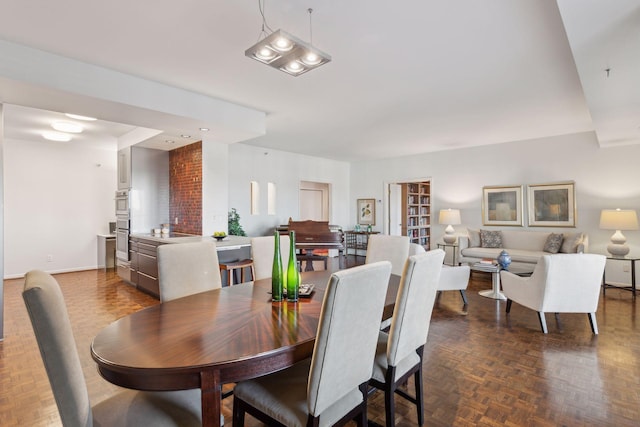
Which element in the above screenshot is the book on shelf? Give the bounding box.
[479,259,495,264]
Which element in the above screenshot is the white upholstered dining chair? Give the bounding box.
[232,261,393,427]
[365,234,411,276]
[22,270,204,427]
[157,241,222,302]
[409,243,470,304]
[369,249,445,427]
[250,234,291,280]
[500,253,606,334]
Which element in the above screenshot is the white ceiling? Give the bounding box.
[0,0,638,161]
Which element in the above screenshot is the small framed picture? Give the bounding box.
[357,199,376,225]
[482,185,523,226]
[527,181,576,227]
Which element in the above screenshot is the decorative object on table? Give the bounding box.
[482,185,523,226]
[527,181,576,227]
[357,198,376,225]
[497,250,512,269]
[271,230,284,302]
[245,7,331,76]
[286,231,300,301]
[600,208,639,257]
[161,223,170,235]
[439,208,461,244]
[367,224,373,233]
[213,231,227,241]
[354,224,361,232]
[228,208,247,236]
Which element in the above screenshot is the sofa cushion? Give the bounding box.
[461,247,545,264]
[480,230,502,248]
[500,230,550,251]
[468,229,481,248]
[560,232,584,253]
[544,233,564,254]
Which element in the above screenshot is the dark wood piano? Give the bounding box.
[278,220,345,271]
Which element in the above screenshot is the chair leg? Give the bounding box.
[538,312,548,333]
[384,366,397,427]
[588,313,599,334]
[232,395,245,427]
[459,289,468,305]
[506,299,512,313]
[414,366,424,426]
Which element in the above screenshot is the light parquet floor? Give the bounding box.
[1,261,639,426]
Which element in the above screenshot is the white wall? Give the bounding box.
[350,131,640,257]
[4,137,117,278]
[228,144,351,237]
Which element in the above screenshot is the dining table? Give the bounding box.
[91,268,401,427]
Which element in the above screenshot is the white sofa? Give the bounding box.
[458,229,588,268]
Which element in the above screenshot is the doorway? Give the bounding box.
[384,178,432,248]
[299,181,330,221]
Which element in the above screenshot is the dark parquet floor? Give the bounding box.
[1,258,639,426]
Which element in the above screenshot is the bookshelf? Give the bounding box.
[401,181,431,249]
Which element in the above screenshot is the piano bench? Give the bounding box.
[219,259,255,286]
[297,254,328,272]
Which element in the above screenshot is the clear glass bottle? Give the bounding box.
[286,231,300,302]
[271,230,283,302]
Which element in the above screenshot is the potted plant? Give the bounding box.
[228,208,247,236]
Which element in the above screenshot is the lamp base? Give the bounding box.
[607,243,630,257]
[443,234,457,244]
[607,230,630,257]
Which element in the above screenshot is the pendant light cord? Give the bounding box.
[257,0,274,41]
[308,8,313,45]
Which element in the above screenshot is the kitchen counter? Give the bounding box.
[126,233,252,298]
[129,233,251,250]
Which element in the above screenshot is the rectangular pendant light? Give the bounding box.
[245,29,331,76]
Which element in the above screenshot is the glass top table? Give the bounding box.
[470,262,534,300]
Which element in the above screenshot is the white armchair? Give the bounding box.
[500,254,606,334]
[438,265,470,305]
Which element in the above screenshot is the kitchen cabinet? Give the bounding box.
[129,236,163,297]
[117,146,132,190]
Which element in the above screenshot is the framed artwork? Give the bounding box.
[527,181,576,227]
[357,198,376,225]
[482,185,523,226]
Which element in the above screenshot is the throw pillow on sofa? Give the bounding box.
[468,229,481,247]
[480,230,502,248]
[544,233,564,253]
[561,232,583,253]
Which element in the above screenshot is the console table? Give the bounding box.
[345,230,379,256]
[603,256,638,299]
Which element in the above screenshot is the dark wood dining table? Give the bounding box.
[91,269,400,427]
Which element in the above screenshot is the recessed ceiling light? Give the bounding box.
[181,134,191,138]
[165,140,175,143]
[65,113,97,121]
[42,131,72,142]
[52,121,83,133]
[199,128,210,132]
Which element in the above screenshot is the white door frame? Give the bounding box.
[382,177,432,236]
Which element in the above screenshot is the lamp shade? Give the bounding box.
[599,209,639,230]
[439,209,461,225]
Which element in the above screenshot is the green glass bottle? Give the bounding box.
[271,231,283,302]
[286,231,300,302]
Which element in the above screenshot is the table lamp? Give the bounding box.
[439,209,461,244]
[599,208,638,257]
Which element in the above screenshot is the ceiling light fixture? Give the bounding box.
[199,127,210,132]
[42,131,72,142]
[181,134,191,138]
[245,3,330,76]
[52,121,83,133]
[65,113,97,121]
